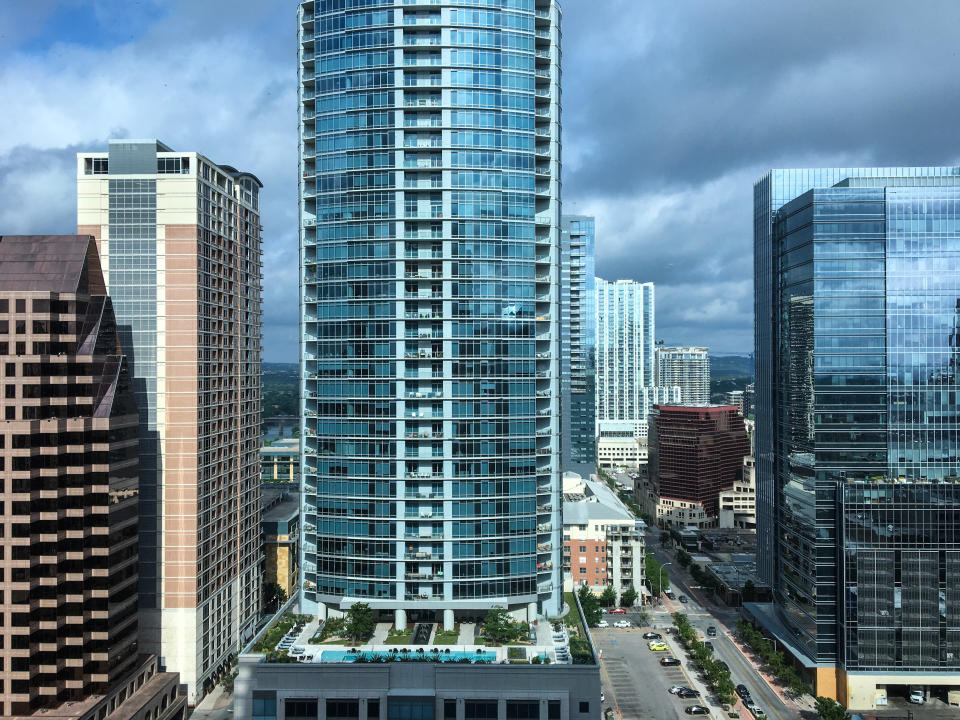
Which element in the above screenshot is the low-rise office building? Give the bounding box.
[718,457,756,530]
[596,421,647,469]
[261,438,300,484]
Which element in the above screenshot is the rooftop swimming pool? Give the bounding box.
[319,649,497,663]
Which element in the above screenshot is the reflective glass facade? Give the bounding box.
[595,279,677,439]
[560,215,595,467]
[298,0,562,617]
[755,168,960,671]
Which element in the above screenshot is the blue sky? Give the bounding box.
[2,1,959,362]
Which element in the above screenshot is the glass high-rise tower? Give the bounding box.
[753,167,960,705]
[299,0,563,626]
[560,215,596,467]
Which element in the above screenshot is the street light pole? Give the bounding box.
[659,562,672,602]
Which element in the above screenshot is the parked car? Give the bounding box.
[609,607,627,614]
[704,642,714,652]
[746,703,765,717]
[668,686,688,695]
[706,626,717,637]
[614,620,631,628]
[677,689,700,699]
[660,657,681,666]
[648,641,669,651]
[717,660,730,672]
[736,684,752,700]
[643,632,662,640]
[685,706,710,715]
[679,595,688,603]
[666,591,677,600]
[289,646,305,656]
[908,686,925,704]
[597,620,610,628]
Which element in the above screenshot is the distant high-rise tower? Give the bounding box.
[560,216,596,467]
[0,235,186,718]
[656,346,709,405]
[298,0,563,625]
[754,166,960,705]
[595,278,677,439]
[77,141,264,702]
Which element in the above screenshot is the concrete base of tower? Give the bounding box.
[526,602,537,623]
[395,608,407,629]
[443,608,454,631]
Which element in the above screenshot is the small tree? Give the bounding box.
[659,531,672,546]
[621,585,638,607]
[676,548,692,568]
[345,602,374,643]
[814,696,847,720]
[577,584,603,627]
[599,585,617,607]
[482,606,517,644]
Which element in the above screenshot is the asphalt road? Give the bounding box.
[646,537,798,720]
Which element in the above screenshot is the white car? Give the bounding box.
[613,620,631,628]
[597,620,610,628]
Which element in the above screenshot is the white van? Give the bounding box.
[908,686,925,704]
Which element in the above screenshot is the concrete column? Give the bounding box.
[527,602,538,623]
[396,608,407,629]
[316,602,327,621]
[444,608,455,631]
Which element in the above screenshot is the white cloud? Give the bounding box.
[0,20,299,359]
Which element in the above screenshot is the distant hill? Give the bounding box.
[709,354,753,401]
[263,363,298,417]
[710,354,754,380]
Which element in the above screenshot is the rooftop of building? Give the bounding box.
[262,437,300,455]
[243,598,597,669]
[0,235,102,294]
[706,561,764,591]
[563,475,642,529]
[262,496,299,524]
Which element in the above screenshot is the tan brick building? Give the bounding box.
[77,141,263,703]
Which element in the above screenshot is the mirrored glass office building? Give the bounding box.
[299,0,563,626]
[753,167,960,705]
[560,215,596,468]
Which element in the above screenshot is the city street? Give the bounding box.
[645,533,798,720]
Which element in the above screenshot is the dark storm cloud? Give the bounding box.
[560,0,960,352]
[2,1,958,358]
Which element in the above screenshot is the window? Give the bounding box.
[547,702,560,720]
[443,700,456,720]
[578,568,586,575]
[388,699,434,720]
[368,700,381,720]
[505,702,538,720]
[326,700,358,720]
[579,545,586,552]
[84,157,109,174]
[578,702,589,715]
[464,702,497,720]
[252,692,277,720]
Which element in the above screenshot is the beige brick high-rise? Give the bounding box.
[77,141,263,703]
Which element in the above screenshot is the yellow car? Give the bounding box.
[648,641,669,651]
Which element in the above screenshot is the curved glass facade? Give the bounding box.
[298,0,561,618]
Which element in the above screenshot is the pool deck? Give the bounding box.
[289,643,558,664]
